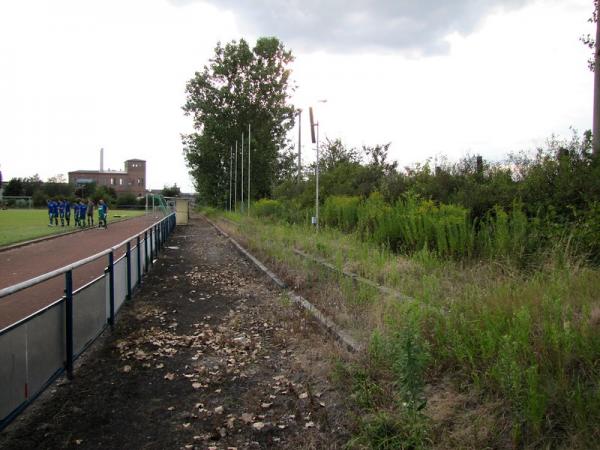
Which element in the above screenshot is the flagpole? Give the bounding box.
[248,124,251,216]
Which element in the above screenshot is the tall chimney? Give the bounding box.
[100,148,104,172]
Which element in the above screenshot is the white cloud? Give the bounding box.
[170,0,534,54]
[291,0,593,168]
[0,0,594,193]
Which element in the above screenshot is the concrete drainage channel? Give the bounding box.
[202,215,363,353]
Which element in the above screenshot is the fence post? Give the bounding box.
[144,230,148,272]
[108,250,115,328]
[136,235,141,287]
[154,225,158,253]
[65,270,74,380]
[150,228,154,265]
[126,241,132,300]
[159,222,163,248]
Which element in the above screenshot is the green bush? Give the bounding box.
[252,198,283,219]
[322,196,361,231]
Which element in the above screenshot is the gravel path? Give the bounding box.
[0,216,351,449]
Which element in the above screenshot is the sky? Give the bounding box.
[0,0,594,192]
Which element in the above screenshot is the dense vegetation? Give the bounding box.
[260,130,600,264]
[205,129,600,448]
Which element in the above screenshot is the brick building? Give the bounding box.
[68,159,146,197]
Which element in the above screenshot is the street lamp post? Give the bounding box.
[297,109,302,183]
[316,122,320,231]
[309,100,326,231]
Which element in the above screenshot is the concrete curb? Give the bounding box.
[202,215,363,353]
[0,215,143,254]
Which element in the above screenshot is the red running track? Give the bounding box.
[0,215,164,330]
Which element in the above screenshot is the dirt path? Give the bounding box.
[0,216,351,449]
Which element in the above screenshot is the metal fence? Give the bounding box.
[0,213,176,430]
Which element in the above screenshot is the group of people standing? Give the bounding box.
[47,199,108,229]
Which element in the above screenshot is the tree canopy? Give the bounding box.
[182,37,296,207]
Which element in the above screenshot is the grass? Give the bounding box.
[0,209,146,246]
[208,209,600,449]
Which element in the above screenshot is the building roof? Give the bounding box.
[125,159,146,162]
[69,170,128,175]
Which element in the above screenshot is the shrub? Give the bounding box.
[252,198,283,219]
[322,196,361,232]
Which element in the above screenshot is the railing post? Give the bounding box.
[154,225,158,258]
[108,250,115,328]
[126,241,132,300]
[136,235,141,287]
[65,270,74,380]
[144,230,148,272]
[149,227,154,264]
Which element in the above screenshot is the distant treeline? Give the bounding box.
[2,178,182,209]
[1,176,141,209]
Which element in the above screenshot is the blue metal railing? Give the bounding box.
[0,212,177,430]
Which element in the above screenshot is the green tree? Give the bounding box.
[162,184,181,197]
[22,174,42,196]
[92,185,116,204]
[182,37,296,207]
[4,178,24,196]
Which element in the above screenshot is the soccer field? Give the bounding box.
[0,209,146,247]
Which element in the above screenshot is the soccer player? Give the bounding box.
[50,199,58,226]
[73,200,80,227]
[47,199,53,226]
[87,199,95,226]
[64,199,71,226]
[98,199,108,228]
[79,200,87,228]
[58,199,65,226]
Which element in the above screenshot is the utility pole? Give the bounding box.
[594,1,600,155]
[248,123,251,216]
[241,132,244,213]
[234,141,238,211]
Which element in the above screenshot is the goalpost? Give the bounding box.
[1,196,33,208]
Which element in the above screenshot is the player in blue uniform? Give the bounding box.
[58,199,65,226]
[73,200,80,227]
[79,200,87,228]
[64,200,71,226]
[47,200,53,226]
[51,199,58,226]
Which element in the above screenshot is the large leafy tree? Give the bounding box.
[182,37,296,206]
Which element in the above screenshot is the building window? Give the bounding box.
[110,178,115,185]
[119,178,123,185]
[137,178,142,186]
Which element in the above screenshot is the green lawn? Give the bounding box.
[0,209,145,247]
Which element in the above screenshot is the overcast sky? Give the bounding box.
[0,0,594,192]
